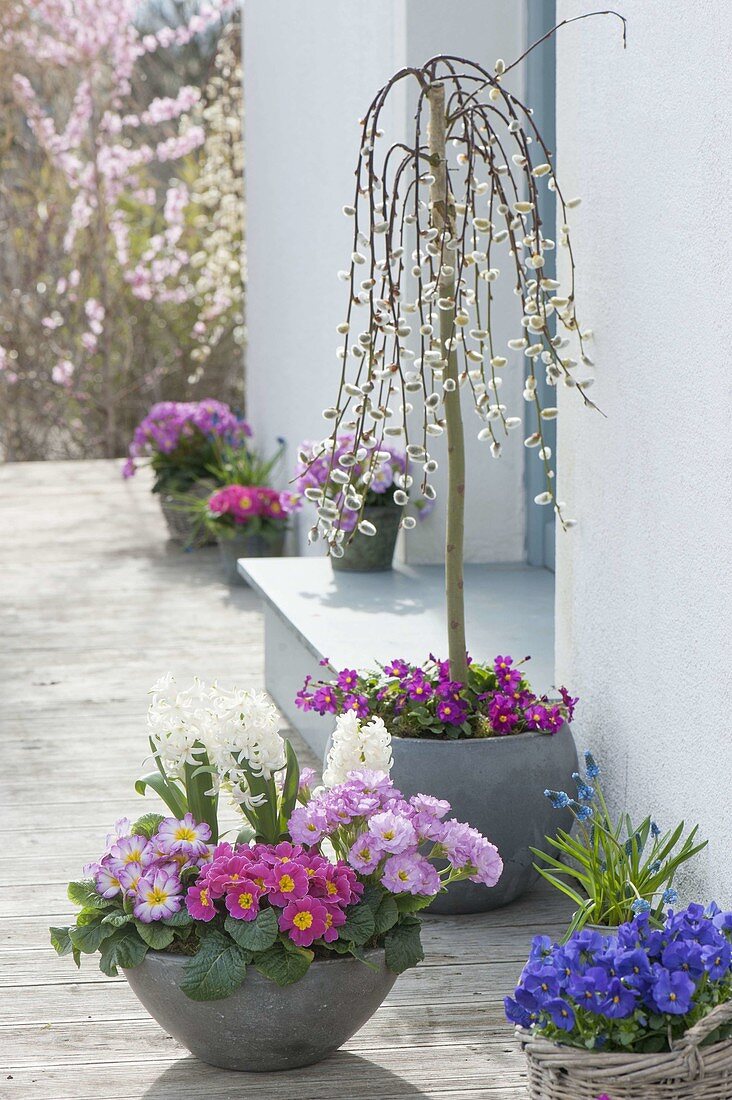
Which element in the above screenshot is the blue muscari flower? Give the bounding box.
[575,804,594,822]
[632,898,652,914]
[662,888,679,905]
[649,860,661,873]
[572,771,595,803]
[544,789,570,809]
[583,750,600,779]
[625,833,645,858]
[650,821,660,838]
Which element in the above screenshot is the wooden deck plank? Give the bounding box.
[0,459,571,1098]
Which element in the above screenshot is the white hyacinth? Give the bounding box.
[322,711,393,788]
[146,676,286,805]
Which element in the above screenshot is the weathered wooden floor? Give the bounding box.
[0,460,570,1099]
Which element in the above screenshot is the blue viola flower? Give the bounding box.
[702,941,732,981]
[598,977,639,1019]
[544,997,576,1031]
[523,965,561,1005]
[504,995,535,1028]
[650,967,696,1015]
[615,948,652,986]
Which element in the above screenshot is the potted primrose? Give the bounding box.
[51,675,502,1071]
[122,399,251,547]
[298,653,577,914]
[291,17,626,913]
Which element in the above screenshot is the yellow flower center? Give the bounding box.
[200,888,210,907]
[383,829,395,840]
[124,849,143,864]
[240,495,252,508]
[670,993,677,1001]
[147,887,169,905]
[397,870,410,881]
[326,881,338,895]
[174,826,196,842]
[238,892,254,909]
[279,874,296,893]
[293,911,313,930]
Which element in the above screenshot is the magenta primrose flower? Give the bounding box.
[279,897,329,947]
[225,880,263,921]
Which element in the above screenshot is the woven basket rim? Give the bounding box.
[517,1025,732,1068]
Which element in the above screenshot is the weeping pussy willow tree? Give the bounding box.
[307,13,625,683]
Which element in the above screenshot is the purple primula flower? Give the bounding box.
[348,833,383,873]
[336,668,360,691]
[133,867,182,923]
[488,693,518,735]
[384,659,410,678]
[409,793,451,819]
[404,672,433,702]
[108,834,155,870]
[311,685,339,714]
[381,852,435,895]
[368,810,417,854]
[342,693,370,718]
[436,698,468,725]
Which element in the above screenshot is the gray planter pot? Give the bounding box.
[123,948,397,1072]
[159,480,216,548]
[332,502,402,573]
[217,527,286,584]
[389,723,578,914]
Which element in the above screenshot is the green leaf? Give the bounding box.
[69,917,116,955]
[49,926,73,957]
[395,893,434,914]
[278,740,301,829]
[162,908,193,928]
[373,895,399,937]
[134,772,187,819]
[224,908,278,953]
[180,929,248,1001]
[235,822,256,846]
[341,902,376,946]
[98,927,149,977]
[254,939,314,986]
[67,879,111,910]
[102,911,133,928]
[130,813,166,839]
[134,920,175,950]
[384,916,424,974]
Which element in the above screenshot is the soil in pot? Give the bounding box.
[124,948,397,1072]
[332,502,402,572]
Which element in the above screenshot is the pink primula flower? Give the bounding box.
[224,880,263,921]
[186,882,217,922]
[265,862,309,907]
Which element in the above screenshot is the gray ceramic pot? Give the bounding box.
[389,723,578,915]
[217,527,286,583]
[332,502,402,572]
[123,948,397,1072]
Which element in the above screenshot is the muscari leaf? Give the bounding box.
[180,928,248,1001]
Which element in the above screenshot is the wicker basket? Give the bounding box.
[518,1000,732,1099]
[159,480,216,547]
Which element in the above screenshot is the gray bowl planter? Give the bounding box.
[389,723,578,915]
[124,948,397,1072]
[332,502,402,572]
[217,527,286,584]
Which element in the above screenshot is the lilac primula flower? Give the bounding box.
[133,867,182,923]
[156,813,211,857]
[367,810,417,854]
[381,853,438,895]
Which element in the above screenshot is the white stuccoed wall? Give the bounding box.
[555,1,732,902]
[243,0,528,562]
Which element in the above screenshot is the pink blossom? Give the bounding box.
[279,897,328,948]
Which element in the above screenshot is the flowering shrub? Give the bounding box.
[123,400,251,494]
[297,653,577,741]
[293,435,427,545]
[51,676,503,999]
[532,751,706,933]
[505,904,732,1053]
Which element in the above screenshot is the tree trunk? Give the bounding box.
[427,82,468,683]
